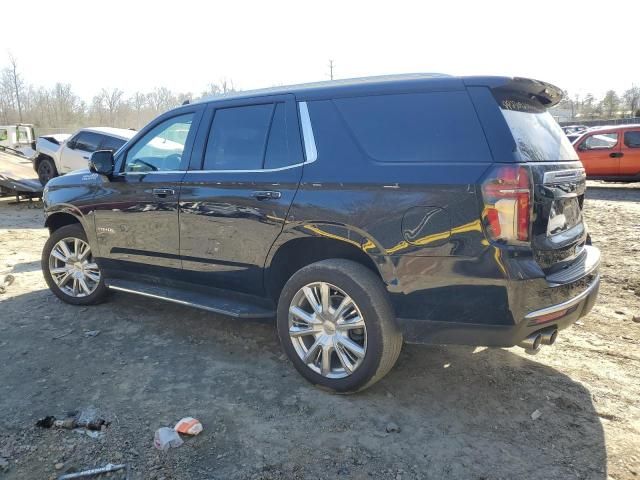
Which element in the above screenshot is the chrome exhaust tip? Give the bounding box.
[519,333,542,355]
[540,328,558,346]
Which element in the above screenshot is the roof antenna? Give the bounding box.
[182,100,190,105]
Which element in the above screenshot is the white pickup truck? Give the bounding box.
[34,127,136,185]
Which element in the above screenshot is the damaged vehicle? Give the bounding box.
[40,74,600,393]
[34,127,135,185]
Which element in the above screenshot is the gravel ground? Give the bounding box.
[0,182,639,480]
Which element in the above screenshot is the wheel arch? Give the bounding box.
[264,223,394,301]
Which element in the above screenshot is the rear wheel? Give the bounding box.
[277,259,402,393]
[41,224,108,305]
[37,157,57,186]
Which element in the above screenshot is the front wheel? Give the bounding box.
[277,259,402,393]
[41,223,108,305]
[37,157,58,186]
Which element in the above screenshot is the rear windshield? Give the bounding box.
[499,101,578,162]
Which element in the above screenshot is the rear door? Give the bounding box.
[178,94,304,296]
[620,129,640,177]
[575,130,621,176]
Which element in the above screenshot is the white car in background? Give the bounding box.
[34,127,136,185]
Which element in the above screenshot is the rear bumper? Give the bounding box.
[397,246,600,347]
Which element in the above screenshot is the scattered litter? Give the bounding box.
[632,316,640,324]
[154,427,184,450]
[0,274,15,293]
[52,329,74,340]
[73,429,104,439]
[575,320,584,326]
[531,409,542,421]
[174,417,203,436]
[55,462,65,470]
[57,463,127,479]
[83,330,101,338]
[36,407,110,438]
[385,422,401,433]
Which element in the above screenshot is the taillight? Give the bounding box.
[481,165,532,244]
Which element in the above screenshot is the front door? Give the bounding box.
[92,108,203,278]
[179,95,305,295]
[577,130,621,176]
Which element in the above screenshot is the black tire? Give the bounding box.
[277,259,402,393]
[37,157,58,186]
[41,223,108,305]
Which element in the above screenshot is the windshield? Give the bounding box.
[501,109,578,162]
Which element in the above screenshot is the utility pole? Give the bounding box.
[328,59,334,80]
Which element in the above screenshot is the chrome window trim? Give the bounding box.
[118,170,187,176]
[120,103,319,175]
[298,101,318,164]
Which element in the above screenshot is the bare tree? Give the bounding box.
[622,86,640,117]
[599,90,620,118]
[6,53,24,122]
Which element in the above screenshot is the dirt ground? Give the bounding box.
[0,182,639,480]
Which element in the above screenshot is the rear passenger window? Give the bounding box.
[74,132,102,152]
[624,131,640,148]
[264,104,290,169]
[101,135,127,152]
[204,104,273,170]
[333,92,491,163]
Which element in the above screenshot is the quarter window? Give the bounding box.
[582,133,618,150]
[333,92,492,163]
[624,131,640,148]
[124,113,194,172]
[203,104,273,170]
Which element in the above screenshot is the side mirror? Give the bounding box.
[66,140,76,150]
[89,150,114,176]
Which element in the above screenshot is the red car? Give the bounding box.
[574,125,640,181]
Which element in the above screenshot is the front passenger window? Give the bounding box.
[124,113,194,172]
[582,133,618,150]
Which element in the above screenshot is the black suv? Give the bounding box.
[41,74,600,393]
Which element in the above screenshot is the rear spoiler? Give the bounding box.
[464,77,564,112]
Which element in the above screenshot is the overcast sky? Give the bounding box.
[2,0,637,101]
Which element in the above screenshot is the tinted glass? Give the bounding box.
[204,104,273,170]
[500,109,578,161]
[101,135,127,152]
[0,129,7,141]
[624,131,640,148]
[125,113,193,172]
[74,132,102,152]
[264,103,290,169]
[583,133,618,150]
[333,91,492,163]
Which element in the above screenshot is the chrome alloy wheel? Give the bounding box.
[48,237,101,298]
[288,282,367,379]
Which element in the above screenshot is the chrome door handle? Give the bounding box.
[251,190,281,200]
[152,188,176,197]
